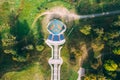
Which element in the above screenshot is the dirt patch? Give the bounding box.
[41,6,79,27]
[31,6,79,38]
[79,43,89,66]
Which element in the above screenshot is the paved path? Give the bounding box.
[46,19,66,80]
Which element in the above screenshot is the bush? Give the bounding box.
[104,59,118,71]
[36,45,44,51]
[112,47,120,55]
[80,25,92,35]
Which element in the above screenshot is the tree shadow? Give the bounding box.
[35,19,44,45]
[0,12,33,78]
[10,20,30,40]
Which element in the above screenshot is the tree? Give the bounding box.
[104,59,118,71]
[112,47,120,55]
[80,25,92,35]
[114,16,120,26]
[2,33,16,55]
[36,45,44,52]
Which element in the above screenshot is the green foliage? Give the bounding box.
[93,28,104,37]
[84,74,106,80]
[1,62,45,80]
[2,2,10,10]
[107,71,117,79]
[80,25,92,35]
[4,49,16,55]
[114,16,120,26]
[1,33,17,55]
[104,60,118,71]
[36,45,44,52]
[2,34,16,46]
[25,45,34,50]
[112,47,120,55]
[77,0,120,15]
[12,54,29,62]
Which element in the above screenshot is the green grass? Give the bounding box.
[17,0,45,25]
[69,70,78,80]
[1,62,50,80]
[13,0,75,26]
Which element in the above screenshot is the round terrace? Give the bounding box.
[47,19,66,34]
[46,19,66,45]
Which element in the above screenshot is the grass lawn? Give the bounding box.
[13,0,75,26]
[1,62,50,80]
